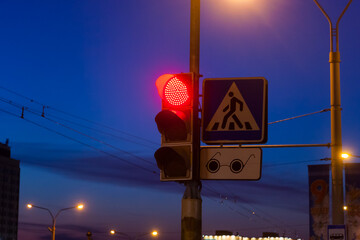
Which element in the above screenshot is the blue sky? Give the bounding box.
[1,0,360,239]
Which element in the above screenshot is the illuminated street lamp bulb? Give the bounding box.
[27,204,32,209]
[110,230,116,235]
[152,231,158,237]
[77,204,84,210]
[341,153,350,159]
[343,206,348,211]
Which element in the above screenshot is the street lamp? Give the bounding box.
[313,0,353,225]
[26,203,84,240]
[151,230,158,237]
[341,152,360,159]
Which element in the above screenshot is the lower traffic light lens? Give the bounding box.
[154,147,188,177]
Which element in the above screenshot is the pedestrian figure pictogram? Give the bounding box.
[222,91,244,130]
[206,82,259,132]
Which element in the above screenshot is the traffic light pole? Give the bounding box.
[181,0,201,239]
[313,0,353,225]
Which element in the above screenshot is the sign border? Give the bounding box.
[201,77,268,144]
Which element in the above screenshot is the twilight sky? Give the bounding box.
[1,0,360,239]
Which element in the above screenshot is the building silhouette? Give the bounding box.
[0,141,20,240]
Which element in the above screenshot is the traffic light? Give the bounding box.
[154,73,194,181]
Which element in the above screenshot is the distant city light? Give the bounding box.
[202,236,299,240]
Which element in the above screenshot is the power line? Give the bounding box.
[0,95,158,149]
[0,97,157,167]
[263,159,322,168]
[0,86,158,146]
[268,108,330,125]
[0,107,159,175]
[203,184,285,230]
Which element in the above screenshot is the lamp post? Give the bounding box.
[182,0,201,239]
[312,0,353,225]
[27,203,84,240]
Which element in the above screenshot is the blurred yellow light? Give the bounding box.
[77,204,84,210]
[110,230,116,235]
[207,0,271,23]
[152,230,158,237]
[343,206,348,211]
[27,204,32,209]
[342,153,350,159]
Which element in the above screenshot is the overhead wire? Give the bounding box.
[263,159,322,168]
[268,108,330,125]
[0,97,157,168]
[0,107,159,175]
[203,183,288,231]
[220,182,282,227]
[0,86,158,147]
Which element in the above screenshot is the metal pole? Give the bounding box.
[182,0,201,239]
[313,0,353,225]
[52,219,56,240]
[330,45,344,225]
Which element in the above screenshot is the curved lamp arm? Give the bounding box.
[54,206,77,220]
[313,0,353,52]
[28,205,55,222]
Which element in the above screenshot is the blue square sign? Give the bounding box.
[202,77,268,144]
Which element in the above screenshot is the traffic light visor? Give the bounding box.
[156,74,191,107]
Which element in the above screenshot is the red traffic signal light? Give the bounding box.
[156,74,192,108]
[154,73,194,181]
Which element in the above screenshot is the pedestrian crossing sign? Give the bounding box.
[202,77,268,144]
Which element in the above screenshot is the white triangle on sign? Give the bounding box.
[206,82,259,132]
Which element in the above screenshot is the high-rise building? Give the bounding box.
[0,141,20,240]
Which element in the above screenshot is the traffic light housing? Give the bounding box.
[154,73,194,181]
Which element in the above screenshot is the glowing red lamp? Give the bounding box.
[156,74,192,107]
